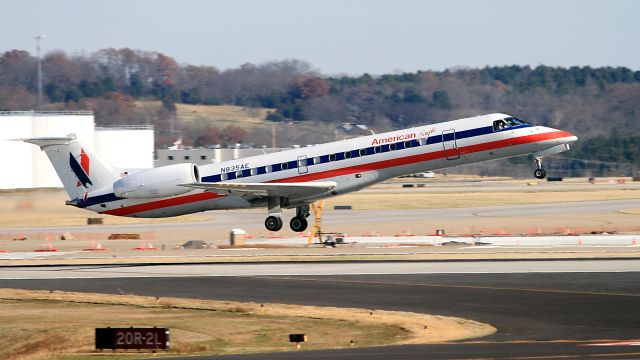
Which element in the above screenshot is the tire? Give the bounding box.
[289,217,308,232]
[534,169,547,179]
[265,215,283,231]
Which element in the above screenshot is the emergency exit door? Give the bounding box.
[297,155,308,174]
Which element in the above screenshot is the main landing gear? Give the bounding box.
[289,205,310,232]
[265,216,283,232]
[534,157,547,179]
[264,197,310,232]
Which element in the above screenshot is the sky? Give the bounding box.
[2,0,639,75]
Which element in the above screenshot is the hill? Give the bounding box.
[2,48,640,164]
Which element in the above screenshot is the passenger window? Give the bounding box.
[345,151,352,159]
[282,162,289,170]
[374,146,381,153]
[236,170,243,178]
[419,138,427,146]
[329,154,336,161]
[265,165,272,173]
[404,140,412,148]
[250,168,257,176]
[390,143,397,151]
[359,149,366,156]
[221,173,227,181]
[313,156,321,164]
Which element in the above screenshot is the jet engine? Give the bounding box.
[113,163,200,199]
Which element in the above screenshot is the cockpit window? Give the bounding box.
[493,120,508,132]
[494,117,530,132]
[504,116,530,126]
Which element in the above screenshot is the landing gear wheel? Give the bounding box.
[289,217,308,232]
[533,157,546,179]
[534,168,547,179]
[265,216,283,231]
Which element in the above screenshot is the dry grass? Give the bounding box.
[175,103,272,126]
[0,189,209,227]
[324,189,640,210]
[0,289,495,360]
[172,102,336,145]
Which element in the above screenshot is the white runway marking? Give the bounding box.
[1,260,639,280]
[586,341,640,346]
[0,252,80,260]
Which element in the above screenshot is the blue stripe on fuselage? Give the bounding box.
[78,192,121,207]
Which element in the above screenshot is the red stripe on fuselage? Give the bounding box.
[102,191,223,216]
[102,130,573,216]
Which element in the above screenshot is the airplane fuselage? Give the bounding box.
[80,113,576,218]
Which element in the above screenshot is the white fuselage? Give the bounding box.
[84,113,577,218]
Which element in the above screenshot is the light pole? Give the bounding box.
[34,35,44,108]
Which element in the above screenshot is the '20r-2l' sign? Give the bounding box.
[95,327,170,350]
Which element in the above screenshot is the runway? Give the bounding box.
[1,198,638,234]
[1,191,639,358]
[1,260,639,359]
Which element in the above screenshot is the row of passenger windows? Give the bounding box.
[207,138,429,182]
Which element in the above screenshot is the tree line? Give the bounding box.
[1,47,640,165]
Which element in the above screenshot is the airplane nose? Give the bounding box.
[564,131,578,143]
[546,127,578,143]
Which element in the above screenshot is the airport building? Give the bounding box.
[0,111,153,189]
[154,147,291,167]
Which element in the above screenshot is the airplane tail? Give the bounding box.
[22,134,117,200]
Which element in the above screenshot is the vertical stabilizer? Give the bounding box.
[22,134,117,200]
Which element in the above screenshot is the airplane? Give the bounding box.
[23,113,577,232]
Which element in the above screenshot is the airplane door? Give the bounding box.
[297,155,308,174]
[442,129,460,160]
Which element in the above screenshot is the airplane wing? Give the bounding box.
[180,181,337,198]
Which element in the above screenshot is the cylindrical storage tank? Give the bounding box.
[30,111,95,188]
[95,126,154,170]
[0,113,34,189]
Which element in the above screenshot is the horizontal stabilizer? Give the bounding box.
[180,181,336,198]
[20,135,76,149]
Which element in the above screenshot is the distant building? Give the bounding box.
[155,147,291,167]
[95,125,154,170]
[0,111,154,189]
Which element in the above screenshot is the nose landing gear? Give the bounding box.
[534,157,547,179]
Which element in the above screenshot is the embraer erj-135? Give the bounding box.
[23,113,577,232]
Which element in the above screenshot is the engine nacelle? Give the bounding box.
[113,163,200,199]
